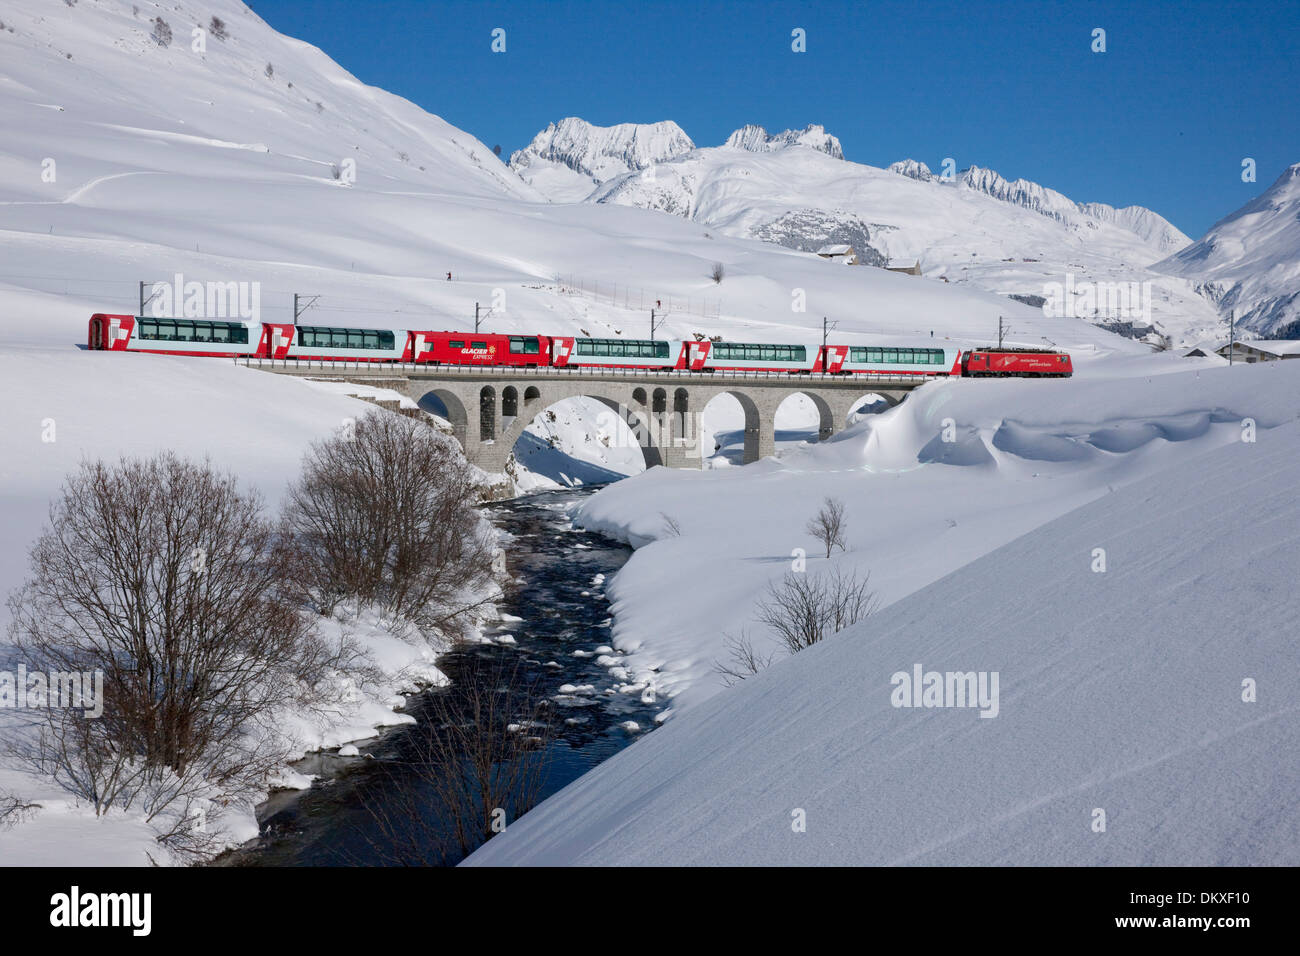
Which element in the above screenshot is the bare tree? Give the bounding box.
[356,657,553,864]
[756,567,878,655]
[711,262,725,284]
[806,496,848,558]
[283,411,497,638]
[659,512,682,537]
[712,629,776,687]
[6,453,325,821]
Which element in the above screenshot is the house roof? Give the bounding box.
[1225,339,1300,356]
[816,244,853,256]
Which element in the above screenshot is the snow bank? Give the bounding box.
[466,399,1300,866]
[568,357,1299,712]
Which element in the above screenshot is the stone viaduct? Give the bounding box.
[239,360,925,472]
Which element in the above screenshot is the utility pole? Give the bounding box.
[650,307,657,339]
[293,294,319,323]
[823,316,829,354]
[138,280,162,317]
[998,316,1005,349]
[475,302,481,333]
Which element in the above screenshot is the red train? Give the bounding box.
[87,314,1073,378]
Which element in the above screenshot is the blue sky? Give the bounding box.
[251,0,1299,237]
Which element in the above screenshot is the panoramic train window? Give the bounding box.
[136,318,249,345]
[849,347,946,364]
[509,336,541,354]
[297,326,395,350]
[449,340,465,349]
[575,338,671,358]
[710,343,806,362]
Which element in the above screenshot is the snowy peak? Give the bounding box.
[724,123,844,159]
[509,118,695,200]
[959,165,1082,224]
[888,159,933,182]
[1078,202,1192,255]
[1155,162,1300,335]
[957,164,1191,255]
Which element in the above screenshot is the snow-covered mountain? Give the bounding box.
[723,123,844,159]
[584,134,1216,343]
[508,117,695,202]
[1153,163,1300,336]
[510,119,1214,342]
[957,165,1191,255]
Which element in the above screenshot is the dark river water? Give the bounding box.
[226,485,660,866]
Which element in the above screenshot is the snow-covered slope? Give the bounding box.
[537,354,1299,713]
[508,117,695,202]
[1154,163,1300,336]
[466,361,1300,865]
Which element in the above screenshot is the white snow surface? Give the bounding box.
[556,355,1299,714]
[466,360,1300,865]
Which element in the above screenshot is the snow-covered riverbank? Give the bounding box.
[467,358,1300,865]
[567,354,1300,713]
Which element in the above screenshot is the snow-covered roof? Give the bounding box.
[1183,340,1226,356]
[816,244,854,256]
[1225,339,1300,356]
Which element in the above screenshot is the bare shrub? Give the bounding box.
[806,495,847,558]
[356,657,553,864]
[712,629,776,687]
[208,15,227,40]
[283,411,497,638]
[0,790,40,830]
[711,262,725,283]
[150,16,172,47]
[264,62,274,79]
[756,567,879,655]
[659,512,682,537]
[5,454,323,817]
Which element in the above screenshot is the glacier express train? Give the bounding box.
[86,314,1072,378]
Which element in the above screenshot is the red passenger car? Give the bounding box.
[415,331,550,366]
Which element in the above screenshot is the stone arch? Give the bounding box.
[488,387,668,474]
[775,390,836,442]
[632,387,648,407]
[502,385,519,419]
[652,387,667,413]
[414,387,469,449]
[479,385,496,441]
[700,389,766,464]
